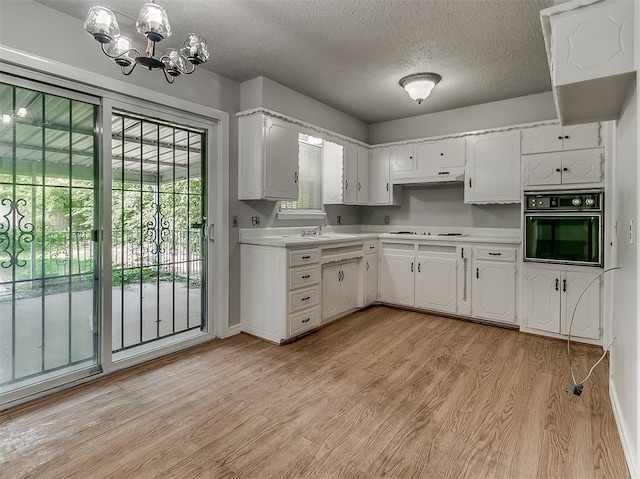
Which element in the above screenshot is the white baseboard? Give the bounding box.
[223,324,242,338]
[610,380,639,478]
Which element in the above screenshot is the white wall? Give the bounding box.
[368,91,557,144]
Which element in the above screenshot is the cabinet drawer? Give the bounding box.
[289,286,320,312]
[289,248,320,266]
[290,265,320,289]
[290,308,320,336]
[365,242,378,254]
[474,247,517,262]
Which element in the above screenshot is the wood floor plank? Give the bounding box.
[0,306,630,479]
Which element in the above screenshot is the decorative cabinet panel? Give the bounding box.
[416,138,466,174]
[465,131,520,204]
[521,123,601,154]
[414,256,457,313]
[238,114,299,201]
[523,149,603,187]
[379,253,415,307]
[321,260,360,322]
[472,260,517,324]
[523,266,601,340]
[390,144,415,172]
[457,247,472,317]
[542,0,635,123]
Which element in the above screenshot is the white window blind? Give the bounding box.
[280,136,323,211]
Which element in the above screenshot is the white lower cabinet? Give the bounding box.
[472,260,517,323]
[524,266,601,340]
[379,253,415,307]
[414,256,457,313]
[364,245,378,306]
[321,260,359,322]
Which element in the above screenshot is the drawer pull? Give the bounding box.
[301,318,311,323]
[369,246,375,249]
[476,268,479,279]
[438,171,450,175]
[301,255,311,259]
[301,296,311,301]
[301,275,311,279]
[488,252,502,256]
[461,247,464,259]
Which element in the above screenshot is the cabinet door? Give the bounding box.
[465,131,520,204]
[356,146,370,204]
[370,148,391,205]
[560,149,603,185]
[264,117,299,200]
[340,261,360,312]
[523,152,562,186]
[524,267,561,333]
[472,260,516,323]
[414,256,457,314]
[521,124,563,154]
[321,264,342,320]
[344,143,359,205]
[379,254,414,306]
[322,140,344,204]
[365,255,378,306]
[390,144,415,172]
[415,138,466,174]
[561,271,601,339]
[562,123,601,150]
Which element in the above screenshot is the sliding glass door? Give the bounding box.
[0,80,99,395]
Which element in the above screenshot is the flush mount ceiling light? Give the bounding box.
[84,1,210,84]
[399,73,442,104]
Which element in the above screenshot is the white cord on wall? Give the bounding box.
[566,266,621,396]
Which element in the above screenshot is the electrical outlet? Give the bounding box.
[251,216,260,227]
[232,216,239,228]
[384,215,390,225]
[336,215,342,224]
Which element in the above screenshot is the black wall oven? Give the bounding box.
[524,191,603,267]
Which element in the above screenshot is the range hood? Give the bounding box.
[391,170,465,186]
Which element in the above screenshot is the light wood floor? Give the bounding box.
[0,306,629,478]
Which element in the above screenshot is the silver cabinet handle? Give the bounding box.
[301,296,311,301]
[488,252,501,256]
[302,255,311,259]
[301,274,310,279]
[302,318,310,323]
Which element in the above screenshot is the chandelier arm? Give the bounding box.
[121,62,138,76]
[162,69,175,84]
[101,42,141,61]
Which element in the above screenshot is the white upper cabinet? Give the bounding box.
[371,147,398,205]
[523,149,603,187]
[521,123,601,155]
[465,130,520,204]
[344,142,359,204]
[390,144,415,172]
[239,114,299,201]
[357,145,370,205]
[542,0,635,124]
[416,138,466,174]
[322,140,345,205]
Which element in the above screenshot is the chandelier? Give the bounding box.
[84,2,210,84]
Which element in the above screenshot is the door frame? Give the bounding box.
[0,47,229,409]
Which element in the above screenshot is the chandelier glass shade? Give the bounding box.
[84,1,209,83]
[399,73,442,104]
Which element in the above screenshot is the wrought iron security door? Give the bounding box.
[0,81,99,391]
[111,111,206,353]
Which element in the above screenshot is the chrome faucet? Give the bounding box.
[302,225,323,236]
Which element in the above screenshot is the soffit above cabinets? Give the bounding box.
[35,0,554,123]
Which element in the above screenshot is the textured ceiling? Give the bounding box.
[34,0,554,123]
